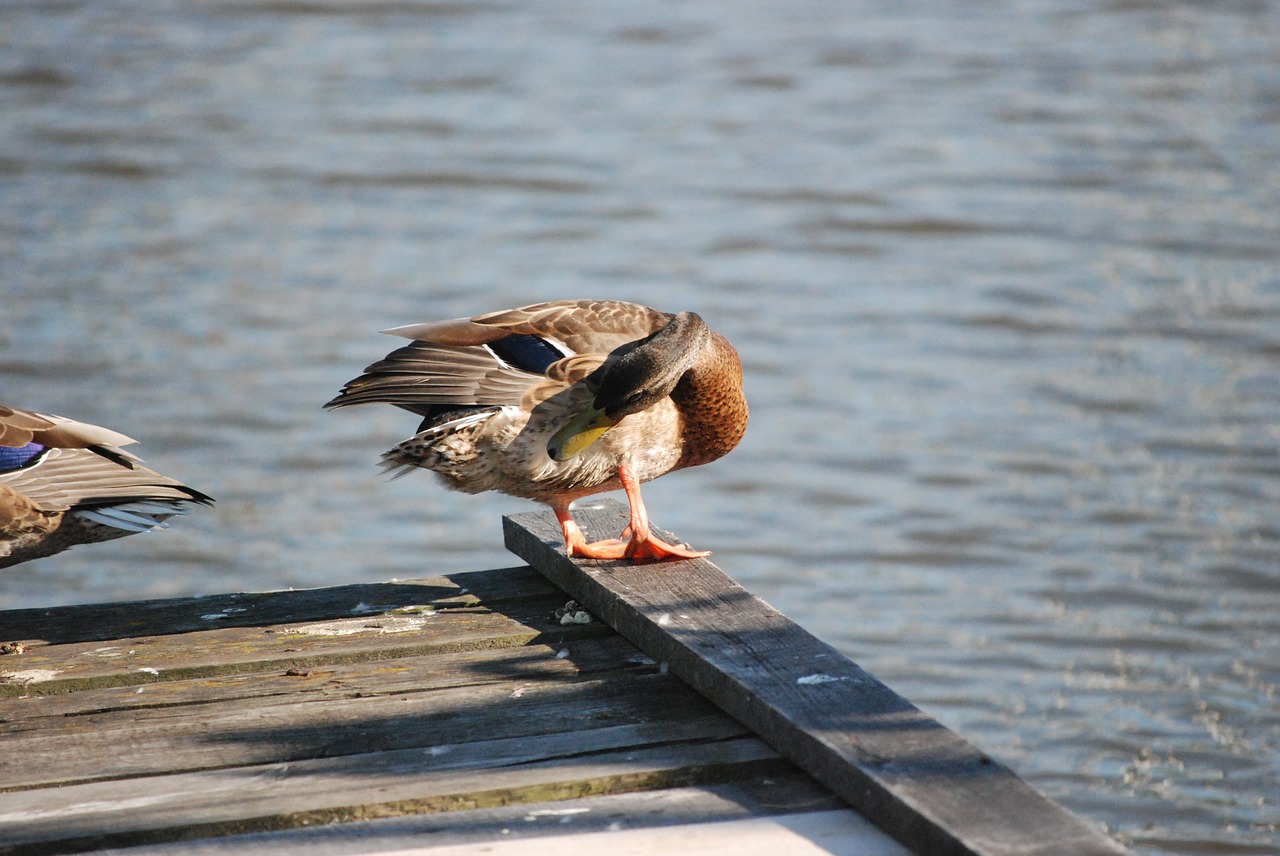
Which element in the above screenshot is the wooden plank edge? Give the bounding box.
[91,773,851,856]
[2,673,733,793]
[0,741,789,856]
[0,567,557,646]
[0,622,611,699]
[352,808,911,856]
[503,501,1132,856]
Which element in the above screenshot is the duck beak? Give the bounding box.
[548,406,616,461]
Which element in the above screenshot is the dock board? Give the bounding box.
[0,501,1130,856]
[505,500,1132,856]
[0,564,901,855]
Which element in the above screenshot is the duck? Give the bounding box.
[0,405,213,568]
[326,299,747,561]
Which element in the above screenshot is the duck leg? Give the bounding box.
[616,464,711,560]
[554,505,622,558]
[553,465,710,562]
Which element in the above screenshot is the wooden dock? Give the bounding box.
[0,501,1130,856]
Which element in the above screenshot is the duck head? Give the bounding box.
[547,312,710,462]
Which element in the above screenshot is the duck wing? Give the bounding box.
[0,405,137,454]
[326,300,673,417]
[0,446,211,514]
[390,300,670,353]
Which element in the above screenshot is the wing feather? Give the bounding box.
[328,300,673,417]
[0,447,210,513]
[0,405,137,451]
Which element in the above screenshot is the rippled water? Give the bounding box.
[2,1,1278,852]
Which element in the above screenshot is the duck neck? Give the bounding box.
[671,332,748,470]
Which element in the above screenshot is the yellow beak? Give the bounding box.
[548,406,617,461]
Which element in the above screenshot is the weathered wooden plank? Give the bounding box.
[343,809,910,856]
[0,568,556,645]
[0,563,916,856]
[96,772,851,855]
[0,636,648,724]
[504,501,1133,856]
[113,807,911,856]
[2,669,734,790]
[0,589,604,698]
[0,731,788,854]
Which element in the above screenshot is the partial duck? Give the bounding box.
[0,405,213,568]
[326,299,747,561]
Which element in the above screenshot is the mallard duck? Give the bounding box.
[326,299,747,561]
[0,405,213,568]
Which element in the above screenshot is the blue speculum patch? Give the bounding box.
[0,442,45,472]
[489,335,565,373]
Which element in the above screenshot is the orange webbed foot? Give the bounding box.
[559,519,708,563]
[565,534,708,563]
[623,533,710,562]
[554,471,710,564]
[565,537,630,560]
[565,534,711,560]
[557,509,630,560]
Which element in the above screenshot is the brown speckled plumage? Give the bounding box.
[327,299,747,561]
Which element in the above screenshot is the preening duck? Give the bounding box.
[0,405,213,568]
[326,299,747,561]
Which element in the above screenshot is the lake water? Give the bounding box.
[2,1,1278,852]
